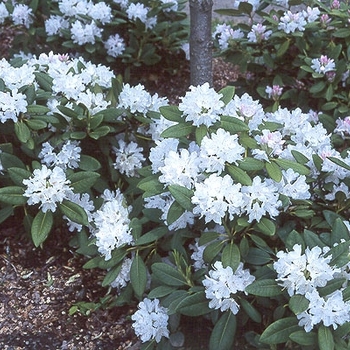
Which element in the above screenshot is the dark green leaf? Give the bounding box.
[67,171,100,192]
[318,325,334,350]
[59,200,89,226]
[209,311,236,350]
[0,186,27,205]
[226,164,252,185]
[135,227,168,246]
[222,242,240,271]
[31,210,53,247]
[289,294,309,315]
[168,185,193,211]
[176,291,211,316]
[245,279,282,297]
[152,263,187,287]
[289,330,317,346]
[160,122,193,138]
[260,317,300,344]
[159,105,183,122]
[130,254,147,298]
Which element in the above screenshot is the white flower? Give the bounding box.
[88,2,112,24]
[0,3,9,24]
[247,23,272,43]
[203,261,255,314]
[104,34,125,58]
[297,290,350,332]
[160,0,178,12]
[192,174,244,224]
[278,11,307,33]
[144,192,194,230]
[91,189,133,260]
[158,147,201,189]
[113,0,129,9]
[23,165,72,213]
[118,83,152,114]
[76,90,111,114]
[276,169,311,201]
[39,140,81,170]
[70,20,102,45]
[241,177,281,222]
[11,4,33,28]
[111,258,133,290]
[45,15,69,36]
[213,23,244,50]
[254,129,285,157]
[179,83,224,127]
[190,239,207,271]
[131,298,169,343]
[334,116,350,138]
[113,139,145,177]
[311,55,336,75]
[273,244,339,297]
[303,7,320,23]
[0,89,27,123]
[126,3,156,29]
[199,128,245,174]
[149,138,179,173]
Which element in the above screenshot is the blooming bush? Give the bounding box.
[1,50,350,349]
[0,0,188,74]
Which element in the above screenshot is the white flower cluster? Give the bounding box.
[278,7,320,34]
[213,24,244,50]
[110,257,133,290]
[23,165,73,213]
[39,140,81,170]
[203,261,255,314]
[274,244,350,331]
[311,55,336,75]
[91,189,133,260]
[131,298,169,343]
[0,3,33,28]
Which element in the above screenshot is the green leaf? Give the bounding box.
[219,85,235,105]
[88,126,111,139]
[195,124,208,145]
[152,263,187,287]
[58,200,89,226]
[291,150,309,164]
[138,175,164,197]
[31,210,53,247]
[318,325,334,350]
[318,278,347,297]
[148,286,176,299]
[26,105,51,115]
[0,206,14,225]
[168,185,193,211]
[14,121,31,143]
[8,167,32,186]
[135,227,168,246]
[277,40,290,57]
[310,81,326,94]
[289,295,309,315]
[240,298,261,323]
[226,164,252,185]
[274,158,310,175]
[79,155,101,171]
[160,122,193,138]
[328,156,350,171]
[166,200,184,225]
[325,240,350,268]
[303,229,327,248]
[176,291,212,316]
[222,242,240,271]
[260,317,300,344]
[102,265,122,287]
[238,157,264,171]
[0,186,27,205]
[67,171,100,192]
[289,330,317,346]
[331,218,350,245]
[245,248,271,265]
[130,254,147,298]
[265,161,282,182]
[255,218,276,236]
[209,311,236,350]
[245,279,282,297]
[159,105,183,122]
[333,28,350,38]
[203,240,225,263]
[26,119,47,130]
[34,72,53,91]
[220,115,249,133]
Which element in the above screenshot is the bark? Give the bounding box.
[189,0,213,87]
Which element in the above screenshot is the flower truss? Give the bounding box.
[131,298,169,343]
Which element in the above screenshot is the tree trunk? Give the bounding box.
[189,0,213,87]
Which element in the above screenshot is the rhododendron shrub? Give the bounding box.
[1,53,350,349]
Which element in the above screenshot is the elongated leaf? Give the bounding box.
[160,122,193,138]
[0,186,27,205]
[166,200,184,225]
[203,240,225,264]
[318,325,334,350]
[274,158,310,175]
[34,72,53,91]
[226,164,252,185]
[209,311,236,350]
[325,240,350,268]
[238,157,264,171]
[138,175,164,197]
[318,278,346,297]
[245,279,282,297]
[260,317,300,344]
[130,254,147,298]
[0,206,14,224]
[159,105,183,122]
[328,156,350,171]
[240,298,261,323]
[67,171,100,192]
[31,210,53,247]
[168,184,193,211]
[220,115,249,133]
[102,264,122,287]
[289,330,317,346]
[26,105,51,114]
[8,167,32,186]
[289,294,309,315]
[222,242,240,271]
[255,217,276,236]
[79,155,101,171]
[135,227,168,246]
[303,229,327,248]
[152,263,187,287]
[14,121,31,143]
[291,150,309,164]
[266,161,282,182]
[148,286,176,299]
[219,85,235,105]
[176,291,211,316]
[59,200,89,226]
